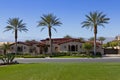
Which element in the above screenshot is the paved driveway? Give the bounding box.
[1,57,120,63]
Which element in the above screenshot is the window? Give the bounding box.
[64,46,66,48]
[55,47,58,52]
[68,45,70,51]
[80,45,82,48]
[24,46,26,49]
[76,45,78,51]
[17,46,23,52]
[11,47,14,49]
[71,45,75,51]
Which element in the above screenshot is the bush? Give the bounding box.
[23,54,45,58]
[51,52,71,57]
[1,53,16,64]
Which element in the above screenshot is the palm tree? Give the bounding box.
[0,43,10,54]
[98,37,106,44]
[81,11,110,55]
[4,18,28,55]
[37,14,62,55]
[0,43,15,64]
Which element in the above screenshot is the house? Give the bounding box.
[115,35,120,41]
[9,38,103,54]
[41,38,103,54]
[103,36,120,54]
[10,41,46,54]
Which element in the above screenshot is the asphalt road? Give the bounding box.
[15,57,120,63]
[1,57,120,63]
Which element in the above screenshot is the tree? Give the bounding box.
[37,14,62,55]
[98,37,106,44]
[4,18,28,55]
[102,43,108,48]
[0,43,10,54]
[79,37,85,41]
[64,35,72,38]
[89,37,94,41]
[81,11,110,55]
[82,43,92,55]
[0,43,15,64]
[110,41,118,48]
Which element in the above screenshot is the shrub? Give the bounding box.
[23,54,45,58]
[1,53,16,64]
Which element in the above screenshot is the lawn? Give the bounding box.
[0,63,120,80]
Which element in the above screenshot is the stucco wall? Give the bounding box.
[10,44,30,54]
[59,42,83,52]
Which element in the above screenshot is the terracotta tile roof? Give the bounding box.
[10,41,40,46]
[10,42,30,46]
[37,42,46,47]
[41,38,85,45]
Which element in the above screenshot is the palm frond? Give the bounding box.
[5,18,28,33]
[40,27,45,32]
[52,27,57,32]
[37,13,62,32]
[81,11,110,30]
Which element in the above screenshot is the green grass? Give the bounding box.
[52,55,101,58]
[0,63,120,80]
[52,56,82,58]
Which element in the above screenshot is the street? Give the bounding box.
[14,57,120,63]
[1,57,120,63]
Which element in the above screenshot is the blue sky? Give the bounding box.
[0,0,120,42]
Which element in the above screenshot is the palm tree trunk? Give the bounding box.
[15,29,17,56]
[94,26,97,56]
[48,27,52,55]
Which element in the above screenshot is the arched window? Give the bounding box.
[71,45,75,51]
[76,45,78,51]
[17,46,23,52]
[68,45,70,51]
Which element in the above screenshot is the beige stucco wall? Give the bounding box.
[59,42,83,52]
[46,41,103,54]
[10,44,30,54]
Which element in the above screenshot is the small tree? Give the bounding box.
[89,37,94,41]
[82,43,92,55]
[79,37,85,41]
[0,43,10,54]
[98,37,106,44]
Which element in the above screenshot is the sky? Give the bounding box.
[0,0,120,42]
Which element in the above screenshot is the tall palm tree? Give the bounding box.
[4,18,28,55]
[37,14,62,55]
[81,11,110,55]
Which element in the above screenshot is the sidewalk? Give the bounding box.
[102,54,120,58]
